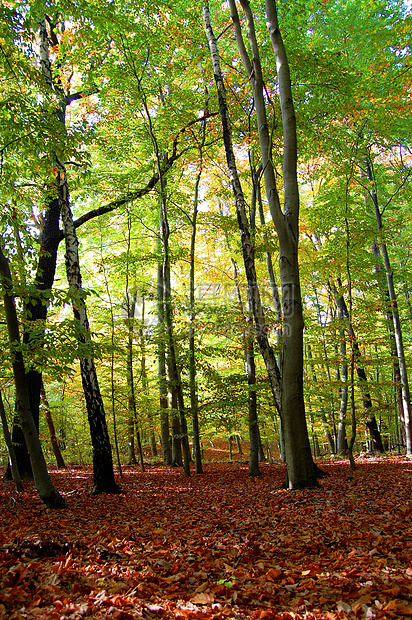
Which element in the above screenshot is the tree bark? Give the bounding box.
[57,164,120,493]
[38,18,119,494]
[0,392,24,492]
[40,381,66,469]
[204,1,317,489]
[337,308,349,453]
[330,281,384,453]
[157,254,172,465]
[6,197,62,480]
[126,291,138,465]
[366,158,412,455]
[0,243,65,508]
[231,0,317,485]
[189,165,204,474]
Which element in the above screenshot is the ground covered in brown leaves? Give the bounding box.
[1,456,412,620]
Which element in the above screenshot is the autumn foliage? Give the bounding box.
[1,456,412,619]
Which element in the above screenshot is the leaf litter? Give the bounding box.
[1,456,412,619]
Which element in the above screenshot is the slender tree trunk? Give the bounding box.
[126,291,137,465]
[0,244,65,508]
[372,242,406,446]
[0,392,24,492]
[157,254,172,465]
[366,158,412,454]
[246,294,260,476]
[170,391,183,467]
[225,217,260,477]
[56,166,119,493]
[230,0,317,483]
[40,381,66,469]
[159,161,191,476]
[126,302,145,472]
[139,298,157,460]
[348,354,357,470]
[257,425,266,462]
[189,162,204,474]
[337,308,349,453]
[330,281,384,453]
[306,343,335,453]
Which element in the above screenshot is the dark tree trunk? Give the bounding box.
[0,392,24,492]
[6,198,62,480]
[126,292,137,465]
[247,298,261,477]
[40,381,66,469]
[189,162,204,474]
[330,281,384,453]
[0,243,65,508]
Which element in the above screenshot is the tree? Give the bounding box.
[0,242,65,508]
[204,0,318,488]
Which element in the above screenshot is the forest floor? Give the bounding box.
[1,454,412,620]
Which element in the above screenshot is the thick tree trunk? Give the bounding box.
[0,244,65,508]
[57,168,119,493]
[38,18,118,493]
[204,2,317,488]
[264,0,318,486]
[6,198,62,480]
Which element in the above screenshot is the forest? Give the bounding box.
[0,0,412,616]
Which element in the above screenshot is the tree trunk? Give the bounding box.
[38,18,119,494]
[126,292,137,465]
[247,295,261,476]
[170,391,183,467]
[229,0,317,486]
[306,343,335,453]
[337,308,349,453]
[139,297,157,461]
[366,158,412,454]
[57,167,120,493]
[0,244,65,508]
[0,392,24,492]
[40,381,66,469]
[159,161,191,477]
[189,160,204,474]
[330,281,384,453]
[126,292,145,472]
[204,2,317,488]
[157,257,172,465]
[6,198,62,480]
[348,354,357,470]
[225,220,260,476]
